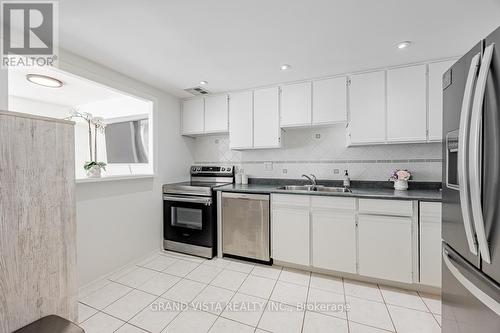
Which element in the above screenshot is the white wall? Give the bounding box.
[57,50,194,286]
[192,125,443,182]
[8,95,71,118]
[0,68,8,110]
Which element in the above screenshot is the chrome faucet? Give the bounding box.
[302,174,317,186]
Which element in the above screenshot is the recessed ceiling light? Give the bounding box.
[199,80,208,85]
[396,41,412,49]
[26,74,63,88]
[280,64,292,71]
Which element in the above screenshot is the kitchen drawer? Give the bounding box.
[359,198,413,217]
[272,194,310,208]
[311,196,355,211]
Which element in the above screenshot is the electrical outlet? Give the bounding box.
[314,133,321,139]
[282,169,288,174]
[333,169,340,174]
[264,162,273,171]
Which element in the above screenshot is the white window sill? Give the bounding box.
[75,174,155,184]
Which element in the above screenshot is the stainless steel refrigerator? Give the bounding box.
[442,25,500,332]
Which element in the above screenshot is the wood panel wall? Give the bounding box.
[0,111,77,333]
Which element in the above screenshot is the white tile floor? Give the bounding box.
[78,250,442,333]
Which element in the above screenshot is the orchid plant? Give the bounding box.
[66,109,107,173]
[389,169,412,182]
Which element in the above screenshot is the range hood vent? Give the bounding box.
[184,86,210,96]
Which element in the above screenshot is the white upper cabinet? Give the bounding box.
[428,60,455,141]
[229,91,253,149]
[312,77,347,125]
[348,71,386,145]
[204,95,228,133]
[253,87,281,148]
[182,98,204,134]
[387,65,427,143]
[280,82,312,127]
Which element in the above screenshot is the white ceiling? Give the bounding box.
[59,0,500,98]
[8,66,127,106]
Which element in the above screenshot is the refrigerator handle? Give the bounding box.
[458,52,481,255]
[470,43,495,264]
[443,249,500,315]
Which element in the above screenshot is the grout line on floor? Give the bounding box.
[299,270,312,333]
[377,283,398,332]
[417,290,442,327]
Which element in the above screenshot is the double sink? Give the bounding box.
[276,185,351,193]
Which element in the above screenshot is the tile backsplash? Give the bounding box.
[190,124,443,181]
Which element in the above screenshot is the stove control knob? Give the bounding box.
[191,167,196,171]
[221,167,226,171]
[227,167,231,172]
[196,167,201,172]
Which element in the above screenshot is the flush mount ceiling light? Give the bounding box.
[199,80,208,85]
[26,74,63,88]
[280,64,292,71]
[396,41,412,49]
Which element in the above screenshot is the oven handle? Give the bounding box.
[163,195,212,205]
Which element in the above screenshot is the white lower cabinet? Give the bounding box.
[272,195,310,266]
[358,214,413,283]
[270,195,436,287]
[312,210,356,273]
[419,202,442,287]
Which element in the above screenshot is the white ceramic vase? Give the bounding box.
[86,165,102,178]
[394,179,408,191]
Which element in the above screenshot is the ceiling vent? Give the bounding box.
[184,86,210,96]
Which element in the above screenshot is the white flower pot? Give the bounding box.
[86,165,102,178]
[394,179,408,191]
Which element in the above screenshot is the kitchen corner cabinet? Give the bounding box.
[229,91,253,149]
[182,98,205,134]
[204,95,229,133]
[419,202,442,287]
[311,197,356,273]
[312,77,347,125]
[428,60,455,141]
[387,65,427,143]
[182,95,228,135]
[280,82,312,127]
[272,195,310,265]
[253,87,281,148]
[347,71,386,145]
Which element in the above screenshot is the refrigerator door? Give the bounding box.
[442,244,500,333]
[482,26,500,282]
[443,42,482,267]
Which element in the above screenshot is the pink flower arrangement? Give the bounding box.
[389,169,412,182]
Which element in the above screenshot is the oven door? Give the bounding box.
[163,194,214,248]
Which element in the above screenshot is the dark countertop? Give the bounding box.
[214,180,442,202]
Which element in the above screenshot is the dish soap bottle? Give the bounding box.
[343,170,350,188]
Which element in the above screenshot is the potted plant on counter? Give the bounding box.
[67,109,107,178]
[389,169,412,191]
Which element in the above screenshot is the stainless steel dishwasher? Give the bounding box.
[221,192,270,262]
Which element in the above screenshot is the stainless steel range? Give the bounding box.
[162,165,234,258]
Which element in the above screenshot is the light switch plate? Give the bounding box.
[264,162,273,171]
[282,169,288,174]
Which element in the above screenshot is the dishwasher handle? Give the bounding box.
[221,192,269,201]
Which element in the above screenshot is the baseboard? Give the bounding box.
[273,260,441,295]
